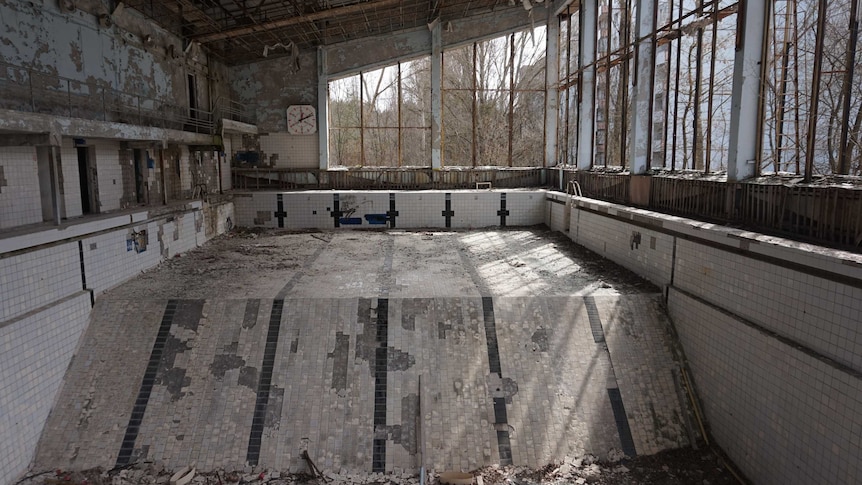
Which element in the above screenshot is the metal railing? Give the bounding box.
[214,96,255,125]
[551,168,862,251]
[232,167,546,190]
[0,60,217,134]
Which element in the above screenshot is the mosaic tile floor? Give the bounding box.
[34,230,690,474]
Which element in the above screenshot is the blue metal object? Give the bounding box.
[339,217,362,225]
[364,214,388,225]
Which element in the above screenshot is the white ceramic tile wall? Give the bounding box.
[450,192,499,228]
[569,206,674,287]
[259,133,318,168]
[0,242,82,321]
[82,222,162,296]
[220,152,232,191]
[60,139,83,219]
[668,288,862,485]
[674,239,862,371]
[180,146,191,192]
[0,292,91,484]
[546,200,567,233]
[233,191,547,229]
[393,192,446,228]
[0,202,234,484]
[553,193,862,485]
[93,141,123,212]
[505,192,545,226]
[0,147,42,229]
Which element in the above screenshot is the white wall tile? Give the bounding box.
[0,147,42,229]
[669,289,862,485]
[0,242,82,321]
[233,190,547,230]
[259,133,318,169]
[60,138,83,219]
[0,292,91,483]
[93,140,123,212]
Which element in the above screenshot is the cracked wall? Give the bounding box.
[0,0,232,119]
[230,50,318,133]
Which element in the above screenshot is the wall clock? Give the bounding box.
[286,105,317,134]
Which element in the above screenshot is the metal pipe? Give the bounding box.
[838,0,860,175]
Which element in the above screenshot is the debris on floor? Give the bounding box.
[17,447,739,485]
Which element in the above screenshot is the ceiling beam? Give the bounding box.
[156,0,222,31]
[190,0,403,43]
[0,133,56,147]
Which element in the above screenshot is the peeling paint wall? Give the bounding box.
[230,50,318,132]
[258,133,318,168]
[0,0,232,117]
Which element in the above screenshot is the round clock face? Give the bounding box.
[287,105,317,134]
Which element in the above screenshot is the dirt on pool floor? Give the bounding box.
[107,226,658,300]
[32,227,744,484]
[15,446,740,485]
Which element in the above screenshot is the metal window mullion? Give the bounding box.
[693,0,704,170]
[671,0,683,171]
[621,0,631,170]
[705,0,719,173]
[472,42,478,168]
[360,71,366,166]
[565,15,572,164]
[508,33,515,168]
[398,62,403,168]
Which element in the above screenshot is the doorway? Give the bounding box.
[133,149,146,204]
[187,74,198,120]
[76,146,98,214]
[77,147,91,213]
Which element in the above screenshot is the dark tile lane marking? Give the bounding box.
[442,193,454,228]
[585,296,638,458]
[584,296,605,343]
[246,299,285,465]
[608,388,637,458]
[274,194,287,228]
[372,298,390,473]
[116,300,178,467]
[482,297,512,465]
[275,239,331,299]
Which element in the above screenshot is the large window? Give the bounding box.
[443,27,547,167]
[329,59,431,167]
[327,25,548,168]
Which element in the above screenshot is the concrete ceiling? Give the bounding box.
[124,0,535,65]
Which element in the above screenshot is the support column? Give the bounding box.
[544,13,561,168]
[318,47,330,170]
[630,0,656,174]
[159,144,168,205]
[430,20,443,170]
[47,145,62,226]
[727,0,769,181]
[576,0,597,170]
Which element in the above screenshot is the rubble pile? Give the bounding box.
[15,447,740,485]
